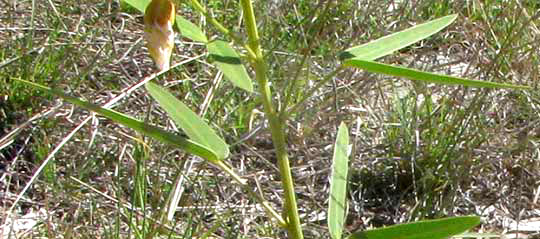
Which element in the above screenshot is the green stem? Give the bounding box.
[240,1,304,238]
[215,160,247,185]
[189,0,229,35]
[188,0,288,228]
[189,0,257,59]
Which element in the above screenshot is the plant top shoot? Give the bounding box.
[144,0,176,71]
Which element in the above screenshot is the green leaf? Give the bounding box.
[347,216,481,239]
[145,82,229,160]
[16,79,219,162]
[329,122,350,239]
[207,40,253,92]
[344,58,530,89]
[122,0,148,13]
[339,14,457,61]
[122,0,208,43]
[176,15,208,43]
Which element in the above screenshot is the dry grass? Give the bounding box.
[1,0,540,238]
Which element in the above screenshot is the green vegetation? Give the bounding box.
[1,0,538,238]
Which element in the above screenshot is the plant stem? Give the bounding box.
[240,0,304,238]
[189,0,256,59]
[189,0,230,35]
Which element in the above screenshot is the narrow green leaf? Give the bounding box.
[344,58,530,89]
[16,79,219,162]
[145,82,229,160]
[207,40,253,92]
[339,14,457,61]
[329,122,350,239]
[122,0,148,13]
[347,216,481,239]
[176,15,208,43]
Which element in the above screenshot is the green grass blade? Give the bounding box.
[329,122,350,239]
[16,79,219,162]
[145,82,229,159]
[207,40,253,92]
[122,0,208,43]
[339,14,457,61]
[344,58,530,89]
[176,15,208,43]
[347,216,481,239]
